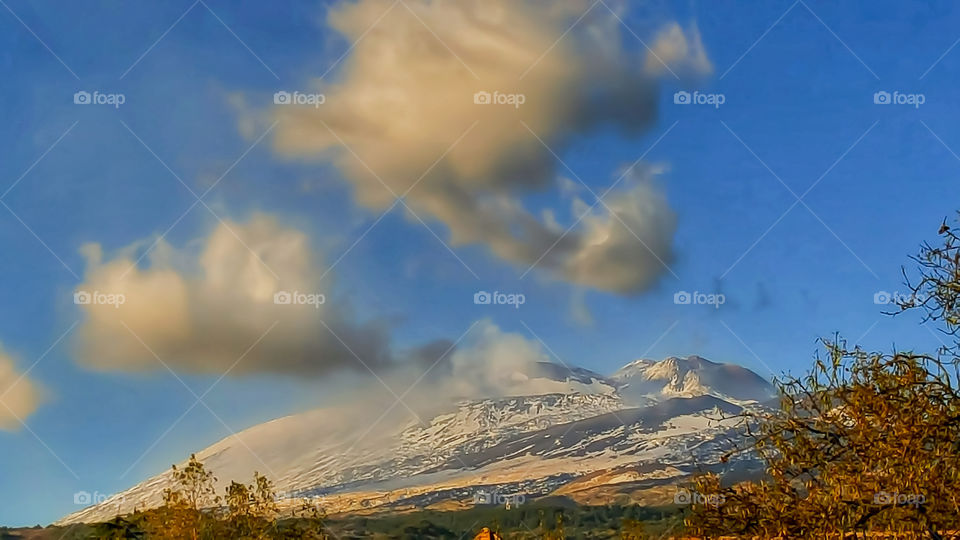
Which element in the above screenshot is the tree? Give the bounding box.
[91,515,146,539]
[618,518,648,540]
[538,510,565,540]
[276,496,330,539]
[222,472,279,538]
[685,216,960,539]
[141,454,220,539]
[98,456,333,539]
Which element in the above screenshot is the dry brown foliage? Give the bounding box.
[685,218,960,539]
[101,455,329,539]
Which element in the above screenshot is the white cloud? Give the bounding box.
[439,320,549,398]
[0,347,42,430]
[644,22,713,77]
[267,0,710,294]
[408,320,613,401]
[73,215,399,377]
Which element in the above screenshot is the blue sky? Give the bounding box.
[2,0,959,526]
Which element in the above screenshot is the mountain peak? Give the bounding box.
[611,355,775,404]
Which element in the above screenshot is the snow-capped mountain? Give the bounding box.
[58,356,775,525]
[612,355,777,404]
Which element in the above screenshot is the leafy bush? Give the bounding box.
[686,216,960,539]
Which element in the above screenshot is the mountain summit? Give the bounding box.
[612,355,777,404]
[59,356,774,525]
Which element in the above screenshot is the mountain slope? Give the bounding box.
[58,355,773,525]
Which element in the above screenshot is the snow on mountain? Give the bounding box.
[612,355,777,404]
[58,356,773,525]
[500,361,618,396]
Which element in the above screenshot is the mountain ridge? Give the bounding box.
[57,355,775,525]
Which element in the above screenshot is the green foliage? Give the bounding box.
[9,503,679,539]
[329,504,681,539]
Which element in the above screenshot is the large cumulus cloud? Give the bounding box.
[73,215,407,376]
[269,0,710,294]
